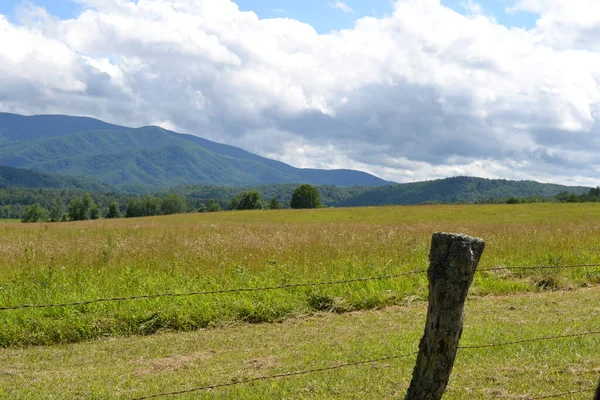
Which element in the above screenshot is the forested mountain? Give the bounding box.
[0,176,591,219]
[0,113,391,191]
[339,176,589,206]
[0,166,115,192]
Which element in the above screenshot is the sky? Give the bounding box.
[0,0,599,186]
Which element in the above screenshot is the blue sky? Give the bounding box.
[1,0,599,186]
[0,0,538,32]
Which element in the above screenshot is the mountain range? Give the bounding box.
[0,113,591,209]
[0,113,390,191]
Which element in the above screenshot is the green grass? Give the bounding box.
[0,203,600,347]
[0,287,598,399]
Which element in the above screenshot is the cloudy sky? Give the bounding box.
[1,0,599,186]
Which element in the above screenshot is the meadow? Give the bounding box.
[1,287,598,398]
[1,203,599,349]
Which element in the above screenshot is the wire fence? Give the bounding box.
[130,330,600,400]
[2,262,599,399]
[1,263,599,311]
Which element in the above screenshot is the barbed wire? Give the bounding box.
[130,329,600,399]
[0,269,427,311]
[130,351,419,400]
[478,263,600,273]
[459,330,600,350]
[1,263,598,311]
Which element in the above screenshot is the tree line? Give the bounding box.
[20,184,323,223]
[11,184,600,223]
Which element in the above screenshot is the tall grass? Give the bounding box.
[1,203,599,347]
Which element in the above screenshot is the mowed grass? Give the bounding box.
[1,203,600,347]
[1,287,598,399]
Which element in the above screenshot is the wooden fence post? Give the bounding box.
[405,232,485,400]
[594,379,600,400]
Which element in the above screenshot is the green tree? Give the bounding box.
[106,201,121,218]
[90,204,100,220]
[229,190,263,210]
[207,199,222,212]
[21,203,49,223]
[49,202,64,222]
[268,197,281,210]
[161,194,187,215]
[198,203,207,213]
[290,184,322,209]
[143,195,162,216]
[125,198,142,218]
[68,193,97,221]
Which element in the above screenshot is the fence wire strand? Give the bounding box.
[130,328,600,399]
[1,260,598,398]
[130,351,419,400]
[459,330,600,350]
[478,263,600,273]
[528,388,597,399]
[2,263,599,312]
[0,269,427,311]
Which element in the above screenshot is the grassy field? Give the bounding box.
[1,286,598,399]
[1,203,600,347]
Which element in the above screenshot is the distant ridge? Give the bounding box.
[164,177,589,208]
[0,165,116,192]
[0,113,392,191]
[338,176,589,206]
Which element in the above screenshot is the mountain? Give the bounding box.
[0,166,116,192]
[338,176,589,206]
[165,183,372,208]
[166,177,588,209]
[0,113,391,191]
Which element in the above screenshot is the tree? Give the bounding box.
[126,198,143,218]
[207,199,222,212]
[68,193,96,221]
[268,197,281,210]
[21,203,49,223]
[143,195,162,216]
[106,201,121,218]
[229,190,263,210]
[198,203,207,213]
[126,196,163,218]
[49,202,64,222]
[290,184,322,209]
[161,194,187,215]
[90,204,100,220]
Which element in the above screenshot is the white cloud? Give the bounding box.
[328,1,354,14]
[462,0,483,16]
[0,0,599,186]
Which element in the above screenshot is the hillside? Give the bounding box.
[0,166,116,192]
[339,176,589,206]
[166,177,588,209]
[0,113,391,191]
[165,184,372,208]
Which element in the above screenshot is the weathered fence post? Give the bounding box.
[594,379,600,400]
[405,232,485,400]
